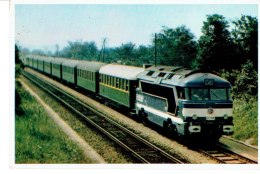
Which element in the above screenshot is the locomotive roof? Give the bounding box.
[99,64,144,80]
[77,61,107,72]
[62,59,80,67]
[137,66,231,88]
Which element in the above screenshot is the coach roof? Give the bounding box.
[77,61,107,72]
[62,59,80,67]
[99,64,144,80]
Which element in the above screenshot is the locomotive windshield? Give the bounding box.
[177,87,231,101]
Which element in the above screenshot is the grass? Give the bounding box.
[15,81,93,163]
[20,76,132,163]
[232,97,258,145]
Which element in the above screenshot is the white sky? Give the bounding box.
[15,2,258,52]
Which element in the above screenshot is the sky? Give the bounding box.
[15,3,258,52]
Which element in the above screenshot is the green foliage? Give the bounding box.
[156,26,197,68]
[232,15,258,69]
[195,14,237,71]
[15,81,24,115]
[15,44,21,64]
[221,60,257,100]
[15,82,91,163]
[60,40,99,60]
[115,42,136,62]
[232,97,258,145]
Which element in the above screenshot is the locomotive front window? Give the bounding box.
[188,88,230,101]
[210,88,228,100]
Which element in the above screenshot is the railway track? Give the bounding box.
[21,70,186,164]
[198,144,257,164]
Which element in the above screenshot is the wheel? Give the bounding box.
[138,110,148,126]
[163,121,178,138]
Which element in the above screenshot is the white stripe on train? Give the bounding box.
[182,108,232,117]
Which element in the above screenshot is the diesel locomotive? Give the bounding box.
[23,55,234,140]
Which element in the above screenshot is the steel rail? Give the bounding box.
[198,146,257,164]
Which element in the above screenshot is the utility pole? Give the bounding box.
[55,44,59,57]
[154,33,157,67]
[98,38,107,62]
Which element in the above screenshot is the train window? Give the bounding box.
[119,78,121,89]
[121,79,123,89]
[122,79,124,90]
[185,88,190,100]
[188,88,229,101]
[122,79,125,90]
[191,88,209,101]
[159,68,165,71]
[112,77,114,86]
[147,71,155,76]
[141,81,176,113]
[176,87,185,99]
[158,72,166,77]
[210,88,228,100]
[108,76,111,86]
[116,78,119,88]
[167,73,174,79]
[126,81,129,91]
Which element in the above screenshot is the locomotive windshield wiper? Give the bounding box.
[210,90,220,100]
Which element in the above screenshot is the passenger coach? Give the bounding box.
[99,64,144,109]
[76,61,107,93]
[62,59,80,84]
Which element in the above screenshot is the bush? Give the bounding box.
[232,97,258,145]
[15,82,24,116]
[221,60,257,101]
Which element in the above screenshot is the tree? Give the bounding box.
[195,14,236,71]
[116,42,136,62]
[135,45,154,65]
[15,44,20,64]
[232,15,258,69]
[156,25,197,68]
[221,60,257,100]
[60,40,98,60]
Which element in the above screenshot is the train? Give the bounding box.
[23,55,234,141]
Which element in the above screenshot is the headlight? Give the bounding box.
[224,114,228,120]
[192,114,197,120]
